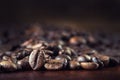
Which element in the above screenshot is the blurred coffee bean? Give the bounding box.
[80,62,99,70]
[76,56,86,62]
[55,55,69,67]
[69,36,86,45]
[2,56,10,61]
[44,54,52,62]
[83,55,92,62]
[97,55,110,66]
[109,57,119,66]
[69,60,80,69]
[17,56,31,70]
[92,56,104,68]
[59,47,77,57]
[0,60,17,72]
[44,59,63,70]
[16,48,32,60]
[29,49,45,70]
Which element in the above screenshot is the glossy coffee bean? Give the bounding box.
[109,57,119,66]
[80,62,99,70]
[55,55,68,67]
[0,60,17,72]
[98,55,110,66]
[12,48,32,60]
[29,49,45,70]
[2,56,10,61]
[69,36,86,45]
[83,55,92,62]
[76,56,86,62]
[69,60,80,69]
[44,59,63,70]
[17,56,31,70]
[59,47,77,56]
[92,56,104,68]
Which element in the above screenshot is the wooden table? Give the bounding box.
[0,66,120,80]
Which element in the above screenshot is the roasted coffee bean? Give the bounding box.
[76,56,86,62]
[0,60,17,72]
[31,41,48,49]
[87,35,97,44]
[92,56,104,68]
[12,48,32,60]
[56,54,71,61]
[69,36,86,45]
[44,50,54,56]
[97,55,110,66]
[44,54,52,62]
[80,62,99,70]
[109,57,119,66]
[29,49,45,70]
[82,49,97,55]
[55,55,68,67]
[44,59,63,70]
[69,60,80,69]
[47,42,61,56]
[59,47,77,56]
[2,56,10,61]
[17,56,31,70]
[83,55,92,62]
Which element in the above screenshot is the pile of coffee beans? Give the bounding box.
[0,26,120,72]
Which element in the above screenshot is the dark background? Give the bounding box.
[0,0,120,32]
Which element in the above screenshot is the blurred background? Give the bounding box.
[0,0,120,32]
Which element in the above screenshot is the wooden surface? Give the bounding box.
[0,66,120,80]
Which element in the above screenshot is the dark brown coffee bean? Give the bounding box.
[97,55,110,66]
[44,54,52,62]
[44,59,63,70]
[109,57,119,66]
[17,56,31,70]
[16,48,32,60]
[55,55,68,67]
[29,49,45,70]
[44,50,54,56]
[59,47,77,56]
[83,55,92,62]
[31,41,48,49]
[80,62,99,70]
[56,54,71,61]
[69,60,80,69]
[69,36,86,45]
[76,56,86,62]
[92,56,104,68]
[2,56,10,61]
[0,60,17,72]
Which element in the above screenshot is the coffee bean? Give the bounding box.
[29,49,45,70]
[44,54,52,62]
[2,56,10,61]
[97,55,110,66]
[92,56,104,68]
[109,57,119,66]
[69,36,86,45]
[83,55,92,62]
[0,60,17,72]
[55,55,68,67]
[17,56,31,70]
[44,59,63,70]
[76,56,86,62]
[80,62,99,70]
[59,47,77,56]
[69,60,80,69]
